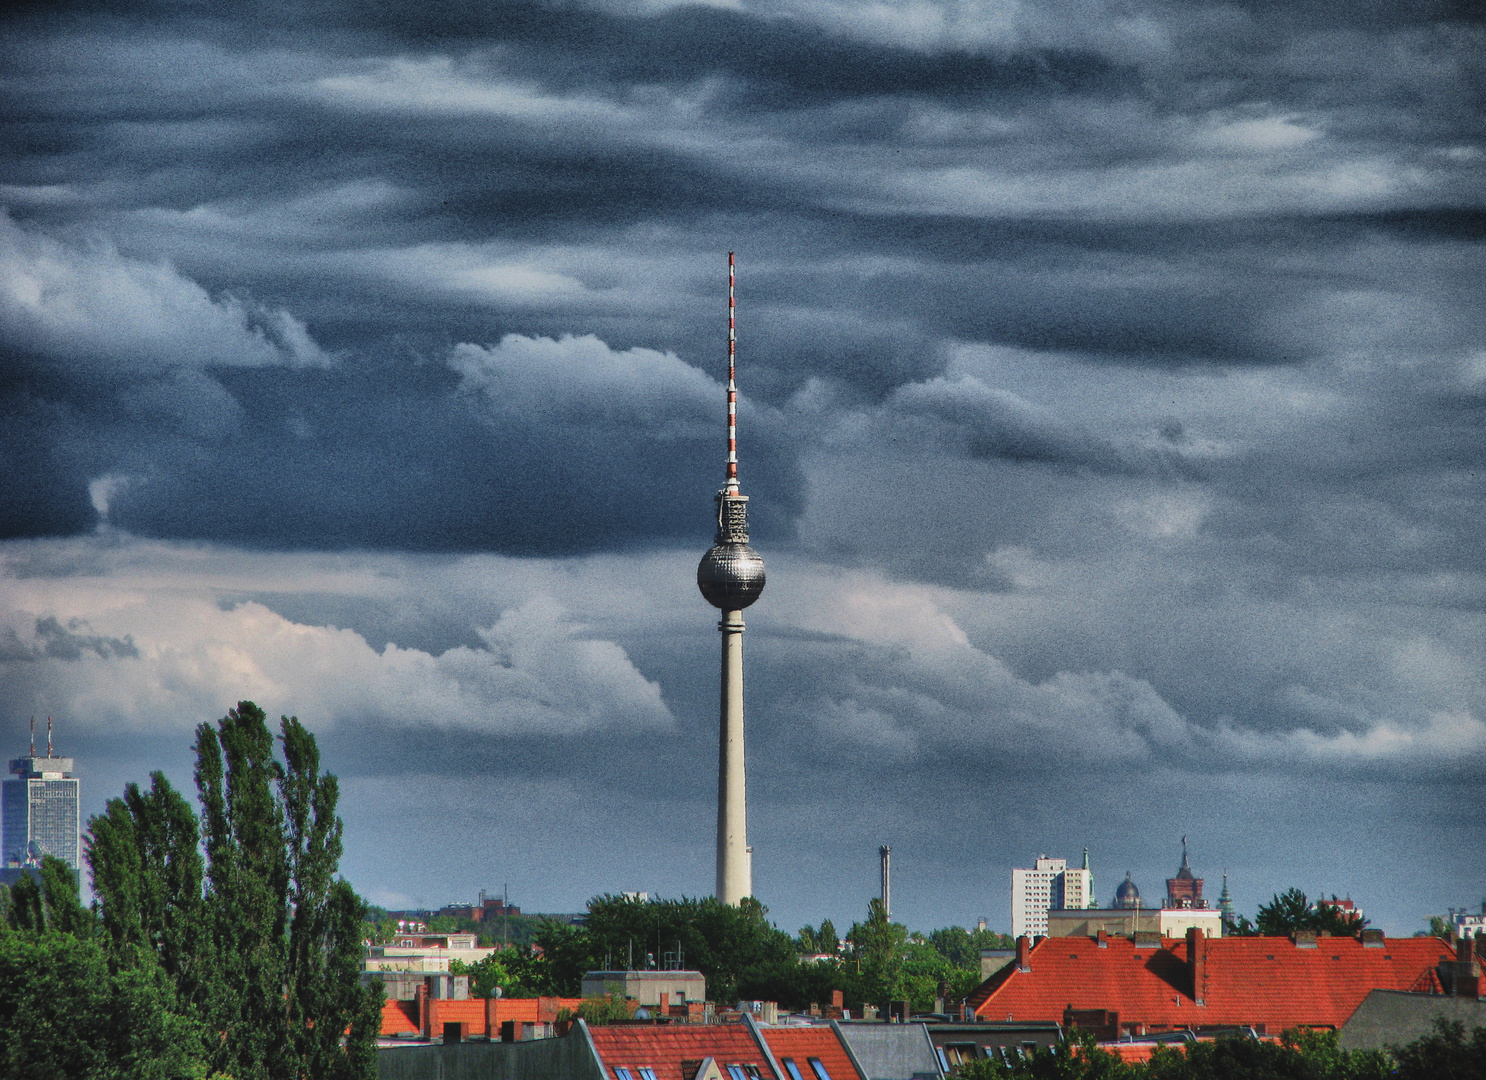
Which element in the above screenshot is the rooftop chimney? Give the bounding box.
[1096,929,1108,948]
[1361,928,1385,948]
[1016,936,1031,972]
[1186,927,1206,1005]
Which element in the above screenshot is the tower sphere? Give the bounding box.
[697,543,765,610]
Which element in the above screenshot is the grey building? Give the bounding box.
[1339,989,1486,1052]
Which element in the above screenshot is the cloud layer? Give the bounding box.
[0,0,1481,933]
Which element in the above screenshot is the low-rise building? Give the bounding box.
[1045,906,1223,939]
[1450,901,1486,939]
[365,932,502,974]
[581,969,707,1006]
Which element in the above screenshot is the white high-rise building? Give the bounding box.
[1012,856,1066,939]
[1011,850,1095,939]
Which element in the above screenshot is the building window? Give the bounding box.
[807,1058,832,1080]
[615,1070,633,1080]
[640,1070,658,1080]
[782,1059,806,1080]
[727,1066,749,1080]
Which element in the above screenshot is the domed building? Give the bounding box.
[1113,873,1142,910]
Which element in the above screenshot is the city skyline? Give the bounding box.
[1,0,1483,935]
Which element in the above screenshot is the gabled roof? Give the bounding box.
[969,935,1453,1032]
[588,1024,777,1080]
[762,1026,865,1080]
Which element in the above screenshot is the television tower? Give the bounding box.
[697,252,766,906]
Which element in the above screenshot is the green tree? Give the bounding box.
[1389,1018,1486,1080]
[0,927,205,1080]
[1255,889,1368,939]
[1256,888,1315,935]
[1226,913,1259,936]
[87,700,381,1080]
[797,918,841,955]
[579,893,799,1004]
[87,772,206,1011]
[1312,896,1367,938]
[450,953,516,998]
[957,1029,1135,1079]
[848,898,909,1007]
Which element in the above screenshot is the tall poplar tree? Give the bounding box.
[87,700,381,1080]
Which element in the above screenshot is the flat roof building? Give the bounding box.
[581,969,707,1006]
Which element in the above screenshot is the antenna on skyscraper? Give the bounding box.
[46,716,52,757]
[29,716,35,756]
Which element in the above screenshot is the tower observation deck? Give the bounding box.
[697,252,764,906]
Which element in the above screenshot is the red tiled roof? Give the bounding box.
[970,935,1452,1033]
[762,1026,864,1080]
[378,995,587,1037]
[589,1024,777,1080]
[381,1000,420,1035]
[433,999,488,1030]
[489,997,585,1025]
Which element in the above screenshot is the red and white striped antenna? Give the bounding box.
[725,251,739,495]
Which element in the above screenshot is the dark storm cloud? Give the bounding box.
[32,616,138,660]
[1,0,1484,932]
[3,0,1480,563]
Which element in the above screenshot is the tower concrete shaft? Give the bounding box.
[716,609,750,904]
[698,253,764,907]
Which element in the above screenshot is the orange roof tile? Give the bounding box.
[380,999,420,1036]
[763,1026,864,1080]
[431,999,488,1032]
[589,1024,777,1080]
[971,935,1452,1033]
[489,997,585,1024]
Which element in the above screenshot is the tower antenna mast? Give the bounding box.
[726,251,739,495]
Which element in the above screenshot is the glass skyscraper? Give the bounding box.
[3,749,80,874]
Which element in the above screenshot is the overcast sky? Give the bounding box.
[2,0,1483,937]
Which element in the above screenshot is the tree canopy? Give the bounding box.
[497,892,1011,1014]
[1250,889,1369,938]
[0,700,382,1080]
